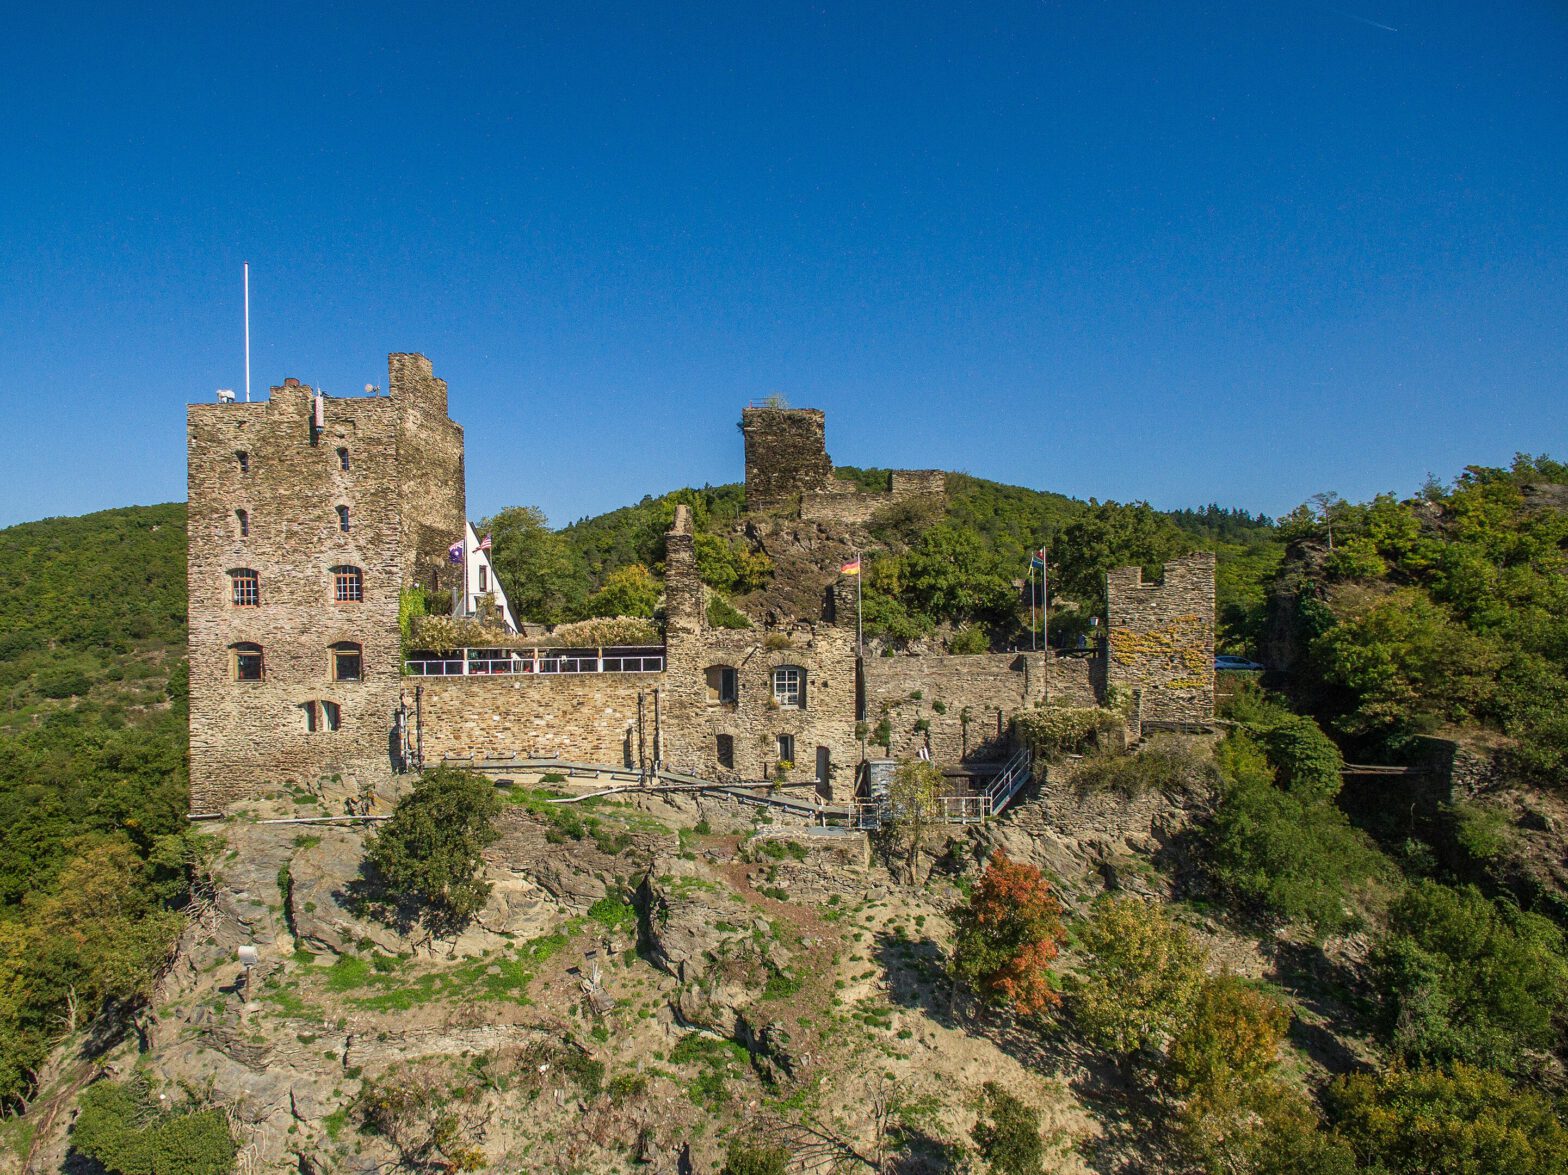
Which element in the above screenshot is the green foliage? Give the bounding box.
[365,767,502,931]
[1282,458,1568,777]
[479,504,592,623]
[1053,501,1195,612]
[1369,881,1568,1073]
[881,759,944,880]
[1328,1062,1568,1175]
[1204,731,1387,935]
[397,586,428,656]
[1070,897,1205,1066]
[581,563,661,619]
[358,1057,487,1171]
[706,594,752,629]
[1014,705,1122,758]
[693,532,773,594]
[946,625,990,654]
[1066,737,1213,798]
[71,1077,237,1175]
[970,1082,1045,1175]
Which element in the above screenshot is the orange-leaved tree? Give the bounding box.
[951,849,1066,1017]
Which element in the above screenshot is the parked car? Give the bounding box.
[1215,655,1265,671]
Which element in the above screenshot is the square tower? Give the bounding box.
[185,354,464,813]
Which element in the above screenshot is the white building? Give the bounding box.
[459,522,518,631]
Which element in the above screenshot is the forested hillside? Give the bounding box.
[0,506,195,1109]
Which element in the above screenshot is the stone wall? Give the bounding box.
[187,359,466,812]
[864,652,1046,766]
[1105,552,1216,725]
[741,408,834,511]
[390,353,466,592]
[414,673,651,766]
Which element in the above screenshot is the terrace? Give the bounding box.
[404,646,666,677]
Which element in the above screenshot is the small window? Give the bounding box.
[320,700,341,731]
[776,733,795,765]
[716,734,735,769]
[236,509,249,537]
[231,642,264,681]
[333,566,363,602]
[336,505,351,532]
[230,569,259,607]
[337,447,350,471]
[478,565,488,592]
[235,451,249,473]
[771,666,804,708]
[705,665,738,705]
[301,701,318,733]
[330,641,362,682]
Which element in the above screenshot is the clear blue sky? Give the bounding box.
[2,1,1564,529]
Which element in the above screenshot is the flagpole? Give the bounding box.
[1028,563,1036,652]
[856,550,862,657]
[1042,551,1049,652]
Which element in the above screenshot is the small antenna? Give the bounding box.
[243,262,251,403]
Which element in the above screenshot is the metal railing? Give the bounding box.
[404,646,666,677]
[841,747,1033,829]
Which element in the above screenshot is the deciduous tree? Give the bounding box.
[951,850,1065,1017]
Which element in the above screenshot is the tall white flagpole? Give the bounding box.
[1028,562,1036,651]
[1042,551,1049,652]
[856,551,863,656]
[243,262,251,402]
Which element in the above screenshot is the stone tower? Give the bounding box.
[185,354,465,813]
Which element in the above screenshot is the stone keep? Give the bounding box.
[1105,552,1216,725]
[186,354,464,813]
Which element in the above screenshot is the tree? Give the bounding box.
[970,1082,1045,1175]
[358,1057,490,1172]
[480,505,589,623]
[364,768,502,932]
[1071,897,1205,1076]
[1052,502,1192,612]
[1370,881,1568,1073]
[951,850,1066,1017]
[1328,1062,1568,1175]
[880,759,943,883]
[70,1077,238,1175]
[581,563,661,619]
[721,1139,790,1175]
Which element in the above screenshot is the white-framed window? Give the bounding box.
[478,565,488,592]
[333,565,363,602]
[771,665,804,708]
[230,568,259,607]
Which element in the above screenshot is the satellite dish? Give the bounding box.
[364,383,380,396]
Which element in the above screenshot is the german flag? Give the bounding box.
[839,558,861,576]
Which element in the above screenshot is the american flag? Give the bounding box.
[479,534,492,552]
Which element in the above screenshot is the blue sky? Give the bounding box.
[1,1,1564,529]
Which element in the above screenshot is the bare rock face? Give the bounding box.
[288,829,405,956]
[640,859,789,1037]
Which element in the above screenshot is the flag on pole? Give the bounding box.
[448,540,464,564]
[478,534,492,552]
[1029,548,1046,569]
[839,558,861,576]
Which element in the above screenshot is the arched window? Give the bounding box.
[229,568,259,607]
[336,505,351,533]
[236,508,249,537]
[771,665,805,708]
[235,451,249,473]
[332,566,363,602]
[337,447,350,471]
[330,641,362,682]
[231,642,264,681]
[705,665,738,705]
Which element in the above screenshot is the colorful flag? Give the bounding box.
[839,558,861,576]
[448,540,464,564]
[479,534,492,552]
[1029,549,1047,569]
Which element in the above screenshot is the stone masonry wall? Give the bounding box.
[414,673,651,767]
[187,359,466,812]
[1105,552,1216,725]
[864,653,1045,766]
[188,383,404,811]
[741,408,833,511]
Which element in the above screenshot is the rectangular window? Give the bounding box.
[478,565,488,592]
[234,649,263,681]
[706,665,737,705]
[332,648,362,682]
[236,451,249,473]
[337,447,350,471]
[231,571,259,607]
[776,734,795,765]
[716,734,734,769]
[236,509,249,537]
[302,702,318,732]
[772,666,803,708]
[337,505,351,532]
[334,568,363,602]
[321,700,341,731]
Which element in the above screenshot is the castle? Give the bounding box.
[186,354,1214,815]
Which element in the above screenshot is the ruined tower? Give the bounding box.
[185,354,465,813]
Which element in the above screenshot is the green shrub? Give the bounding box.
[71,1078,237,1175]
[1370,881,1568,1072]
[1067,736,1212,797]
[364,767,501,931]
[706,595,753,629]
[970,1082,1045,1175]
[722,1139,790,1175]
